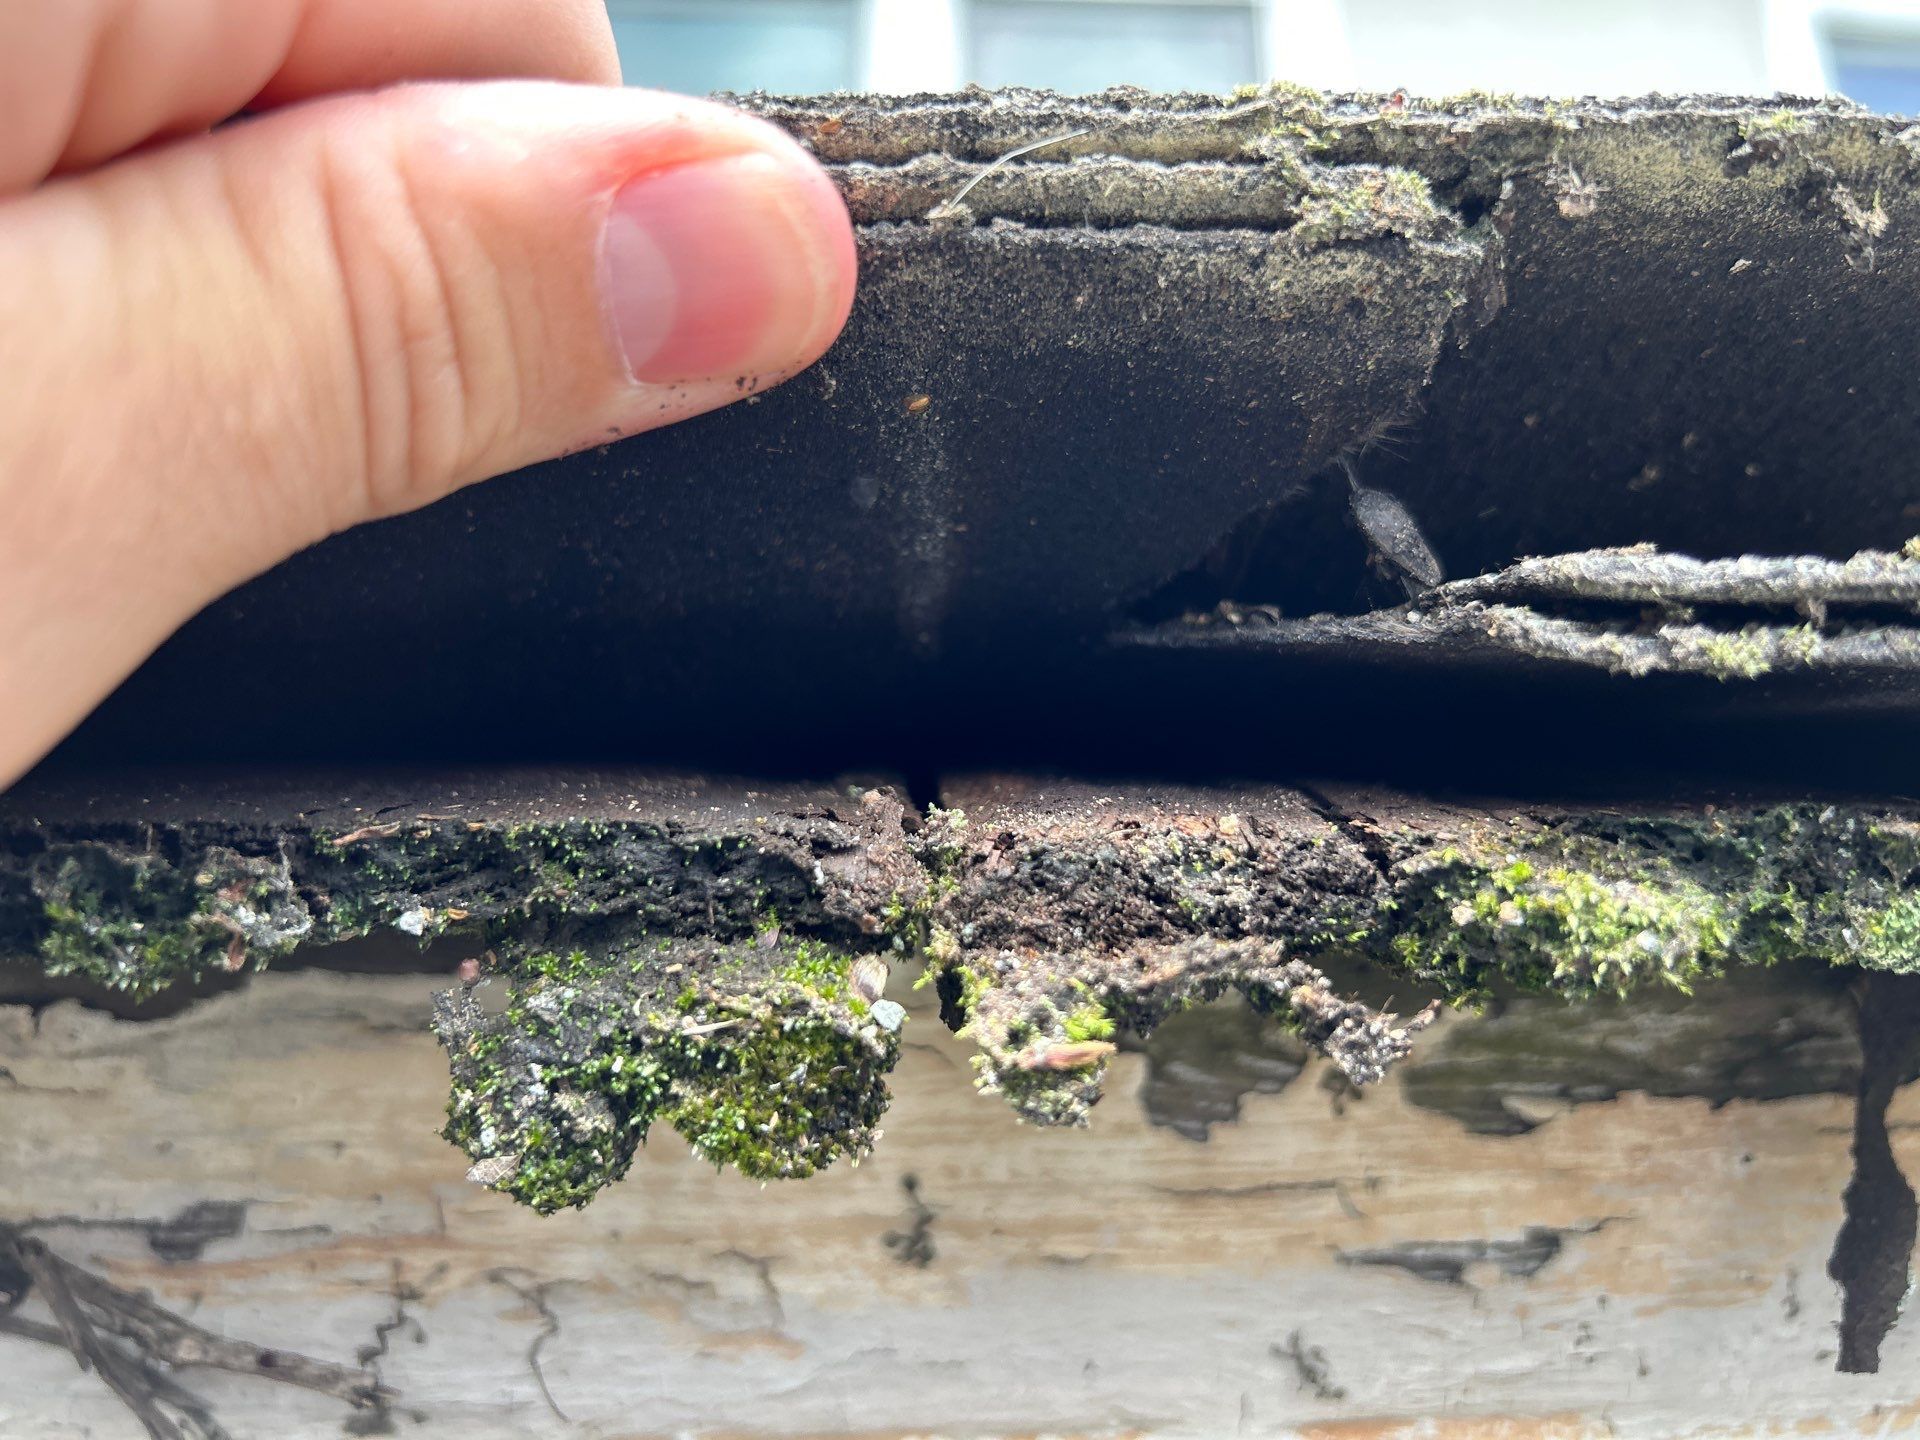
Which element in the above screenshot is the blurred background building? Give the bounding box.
[603,0,1920,110]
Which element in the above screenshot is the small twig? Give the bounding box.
[324,823,403,846]
[2,1252,217,1440]
[927,128,1093,221]
[16,1238,96,1370]
[0,1223,393,1437]
[89,1336,230,1440]
[58,1263,391,1408]
[0,1312,67,1347]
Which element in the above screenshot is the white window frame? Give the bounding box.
[865,0,962,89]
[860,0,1354,93]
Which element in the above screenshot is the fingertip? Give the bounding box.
[600,139,857,388]
[797,147,861,367]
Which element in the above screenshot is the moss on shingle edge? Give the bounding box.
[4,781,1918,1201]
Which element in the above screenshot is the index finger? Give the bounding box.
[0,0,622,193]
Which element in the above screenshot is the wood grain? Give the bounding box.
[4,969,1918,1439]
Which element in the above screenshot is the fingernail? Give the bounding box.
[600,150,854,385]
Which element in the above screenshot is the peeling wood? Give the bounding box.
[6,970,1920,1436]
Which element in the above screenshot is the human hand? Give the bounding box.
[0,1,858,788]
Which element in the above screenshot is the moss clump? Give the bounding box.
[976,1049,1113,1128]
[1233,79,1324,109]
[877,804,970,956]
[15,844,313,997]
[932,968,1126,1127]
[1293,165,1448,248]
[1858,892,1920,970]
[1064,1001,1118,1042]
[437,937,899,1213]
[1381,806,1920,998]
[2,786,923,997]
[925,924,961,964]
[1227,81,1330,143]
[1390,851,1741,998]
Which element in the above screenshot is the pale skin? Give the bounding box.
[0,0,860,788]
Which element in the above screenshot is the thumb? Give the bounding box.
[0,81,856,783]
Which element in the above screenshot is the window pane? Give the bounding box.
[608,0,859,95]
[1343,0,1769,97]
[969,1,1258,94]
[1829,29,1920,116]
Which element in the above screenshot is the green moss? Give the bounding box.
[1741,108,1810,141]
[1375,807,1920,998]
[1390,851,1737,998]
[26,845,312,997]
[960,964,997,1015]
[1859,893,1920,971]
[1293,164,1447,248]
[1695,628,1775,680]
[1778,624,1822,666]
[1231,79,1326,122]
[1063,1001,1117,1042]
[764,937,854,998]
[654,1008,884,1178]
[438,939,898,1213]
[925,924,960,965]
[3,808,865,996]
[979,1054,1109,1127]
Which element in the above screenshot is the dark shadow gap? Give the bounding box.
[1829,970,1920,1373]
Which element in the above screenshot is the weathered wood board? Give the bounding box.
[4,964,1918,1439]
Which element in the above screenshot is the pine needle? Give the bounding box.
[928,128,1093,221]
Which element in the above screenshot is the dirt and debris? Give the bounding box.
[913,780,1433,1124]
